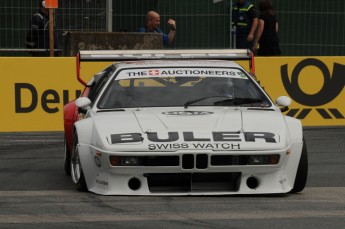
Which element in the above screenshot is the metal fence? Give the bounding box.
[1,0,345,56]
[0,0,108,56]
[274,0,345,56]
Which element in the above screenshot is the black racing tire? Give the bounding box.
[70,134,87,192]
[290,138,308,193]
[64,138,71,175]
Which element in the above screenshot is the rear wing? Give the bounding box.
[76,49,255,86]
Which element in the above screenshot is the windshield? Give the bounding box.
[97,67,271,109]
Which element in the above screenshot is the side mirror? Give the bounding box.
[275,96,291,112]
[75,97,92,114]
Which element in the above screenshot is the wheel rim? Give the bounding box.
[71,144,81,184]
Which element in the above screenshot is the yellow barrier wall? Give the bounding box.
[256,57,345,126]
[0,57,344,132]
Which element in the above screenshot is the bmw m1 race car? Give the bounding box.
[63,49,308,195]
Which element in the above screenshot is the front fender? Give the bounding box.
[74,118,94,145]
[284,116,303,142]
[63,101,77,152]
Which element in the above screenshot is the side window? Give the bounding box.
[88,66,115,103]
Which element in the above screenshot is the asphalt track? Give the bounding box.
[0,128,344,228]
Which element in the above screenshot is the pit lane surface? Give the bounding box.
[0,128,344,228]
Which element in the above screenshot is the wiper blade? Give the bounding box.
[214,98,263,106]
[184,96,231,108]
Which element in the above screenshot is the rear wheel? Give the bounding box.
[290,138,308,193]
[70,134,87,191]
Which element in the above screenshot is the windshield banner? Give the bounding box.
[117,68,247,80]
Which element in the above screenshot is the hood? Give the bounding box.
[91,107,289,151]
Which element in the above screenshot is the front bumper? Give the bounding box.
[77,142,303,195]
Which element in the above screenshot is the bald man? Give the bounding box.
[137,11,176,46]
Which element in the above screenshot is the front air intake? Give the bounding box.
[246,176,259,189]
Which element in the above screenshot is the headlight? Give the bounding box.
[121,157,141,166]
[109,156,142,166]
[248,155,280,165]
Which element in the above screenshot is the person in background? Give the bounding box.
[253,0,281,56]
[25,0,58,56]
[137,11,176,46]
[232,0,258,50]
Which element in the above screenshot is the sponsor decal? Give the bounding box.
[279,177,287,184]
[149,70,160,76]
[281,58,345,120]
[96,179,109,186]
[110,131,277,150]
[162,111,213,116]
[148,143,241,150]
[117,68,246,80]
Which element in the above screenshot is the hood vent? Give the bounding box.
[97,109,125,112]
[247,108,275,111]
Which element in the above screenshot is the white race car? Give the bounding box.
[65,50,308,195]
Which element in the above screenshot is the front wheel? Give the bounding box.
[64,138,71,175]
[70,134,87,192]
[290,138,308,193]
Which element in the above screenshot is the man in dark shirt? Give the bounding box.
[25,1,58,56]
[232,0,258,50]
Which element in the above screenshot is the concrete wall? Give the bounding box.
[63,32,163,56]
